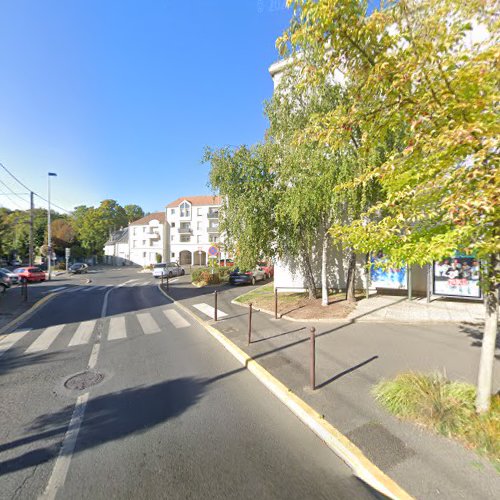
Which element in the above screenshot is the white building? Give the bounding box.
[103,227,130,266]
[128,212,165,267]
[164,195,225,266]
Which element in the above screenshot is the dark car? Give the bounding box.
[229,267,266,286]
[69,263,89,274]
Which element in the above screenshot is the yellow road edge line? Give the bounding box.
[157,284,413,500]
[0,291,62,340]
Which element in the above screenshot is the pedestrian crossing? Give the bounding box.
[193,303,228,319]
[0,308,193,358]
[42,281,156,295]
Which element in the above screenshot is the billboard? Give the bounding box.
[370,252,407,289]
[433,256,481,298]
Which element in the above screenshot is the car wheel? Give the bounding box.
[181,269,185,276]
[251,277,256,285]
[0,284,6,293]
[168,271,173,278]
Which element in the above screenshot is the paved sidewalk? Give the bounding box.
[345,295,484,324]
[164,279,500,499]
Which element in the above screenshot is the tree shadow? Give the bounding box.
[459,322,500,359]
[0,377,206,477]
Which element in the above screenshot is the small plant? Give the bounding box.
[374,372,500,466]
[155,253,162,264]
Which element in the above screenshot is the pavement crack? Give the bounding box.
[11,463,39,500]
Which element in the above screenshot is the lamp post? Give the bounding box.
[47,172,57,280]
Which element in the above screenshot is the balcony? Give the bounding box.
[145,230,160,239]
[207,211,219,219]
[207,226,219,234]
[177,227,193,234]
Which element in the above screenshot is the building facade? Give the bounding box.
[164,196,225,266]
[128,212,165,267]
[103,227,130,266]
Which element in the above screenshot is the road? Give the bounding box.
[0,267,374,499]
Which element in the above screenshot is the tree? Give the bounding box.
[280,0,499,411]
[124,204,145,223]
[51,218,76,254]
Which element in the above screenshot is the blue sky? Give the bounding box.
[0,1,377,215]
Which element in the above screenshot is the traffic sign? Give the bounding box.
[65,248,71,258]
[208,246,218,256]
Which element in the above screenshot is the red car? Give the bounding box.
[258,262,274,279]
[14,266,46,282]
[220,259,235,267]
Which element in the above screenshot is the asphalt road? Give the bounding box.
[0,267,375,499]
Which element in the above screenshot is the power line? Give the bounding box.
[0,187,28,210]
[0,177,30,203]
[0,161,72,214]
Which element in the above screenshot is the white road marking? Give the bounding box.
[192,303,227,319]
[140,279,150,285]
[68,320,96,346]
[40,392,89,500]
[95,286,109,291]
[108,316,126,340]
[136,312,161,334]
[48,286,67,293]
[117,279,138,288]
[25,324,65,353]
[0,329,31,358]
[80,287,94,293]
[163,309,191,329]
[87,343,100,369]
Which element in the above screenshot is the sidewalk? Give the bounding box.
[164,279,500,499]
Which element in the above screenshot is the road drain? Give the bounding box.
[65,371,104,390]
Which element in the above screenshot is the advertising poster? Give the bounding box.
[433,256,481,298]
[370,252,407,289]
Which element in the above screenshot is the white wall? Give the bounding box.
[129,219,164,266]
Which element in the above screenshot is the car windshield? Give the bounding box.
[154,264,166,268]
[29,269,41,273]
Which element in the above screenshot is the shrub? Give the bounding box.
[192,267,208,282]
[374,372,500,464]
[56,262,66,270]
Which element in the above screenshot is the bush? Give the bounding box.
[143,264,153,271]
[56,262,66,270]
[374,372,500,464]
[192,267,208,282]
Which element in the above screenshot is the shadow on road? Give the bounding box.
[0,377,206,476]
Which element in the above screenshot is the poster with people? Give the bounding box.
[370,252,407,289]
[433,256,481,298]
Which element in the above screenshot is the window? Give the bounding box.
[180,235,190,243]
[209,235,219,243]
[143,252,146,258]
[171,252,175,258]
[197,208,202,216]
[180,222,190,230]
[197,221,202,230]
[197,235,202,244]
[143,227,146,232]
[171,222,175,228]
[171,209,175,215]
[142,240,146,246]
[180,201,190,218]
[171,235,174,241]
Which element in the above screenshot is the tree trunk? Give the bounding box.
[321,228,329,306]
[476,255,499,413]
[300,240,317,299]
[346,249,357,303]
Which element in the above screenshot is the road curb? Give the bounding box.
[158,284,413,500]
[0,291,62,339]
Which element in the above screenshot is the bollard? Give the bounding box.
[166,274,169,291]
[214,290,218,321]
[310,327,316,390]
[24,281,28,302]
[161,273,164,287]
[274,287,278,319]
[248,303,253,344]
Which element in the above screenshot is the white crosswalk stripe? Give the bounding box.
[163,309,190,329]
[25,324,65,353]
[0,329,32,358]
[136,313,161,334]
[80,287,94,293]
[49,286,67,292]
[95,286,109,291]
[192,303,227,319]
[108,316,126,340]
[69,320,96,346]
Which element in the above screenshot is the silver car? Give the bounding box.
[0,268,19,284]
[152,262,185,279]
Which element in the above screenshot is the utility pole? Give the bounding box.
[29,191,34,266]
[47,172,57,280]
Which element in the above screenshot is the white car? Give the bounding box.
[0,268,20,284]
[152,262,185,279]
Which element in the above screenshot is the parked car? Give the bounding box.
[229,267,266,286]
[69,263,89,274]
[152,262,185,278]
[0,271,12,292]
[219,259,235,267]
[0,267,20,284]
[13,266,46,282]
[258,262,274,279]
[9,259,21,266]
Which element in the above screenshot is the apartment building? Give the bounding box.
[103,227,130,266]
[164,195,225,266]
[128,212,165,266]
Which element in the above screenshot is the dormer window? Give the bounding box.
[179,201,191,218]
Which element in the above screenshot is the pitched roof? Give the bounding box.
[104,227,129,246]
[129,211,165,226]
[167,195,221,208]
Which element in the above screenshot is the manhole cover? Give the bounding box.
[65,371,104,390]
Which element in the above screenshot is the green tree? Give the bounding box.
[280,0,499,411]
[124,204,145,223]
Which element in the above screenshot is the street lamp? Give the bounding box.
[47,172,57,280]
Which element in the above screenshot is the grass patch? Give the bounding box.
[234,283,276,303]
[373,372,500,468]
